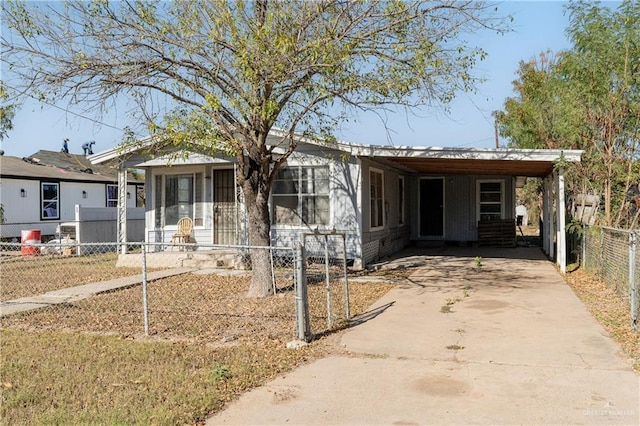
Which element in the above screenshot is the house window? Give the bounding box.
[477,180,504,221]
[272,166,329,225]
[166,174,194,225]
[155,173,203,227]
[398,176,405,225]
[106,184,118,207]
[370,168,384,229]
[136,185,145,208]
[41,182,59,220]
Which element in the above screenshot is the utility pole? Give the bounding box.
[492,111,500,148]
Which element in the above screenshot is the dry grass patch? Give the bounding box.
[0,253,147,301]
[0,329,322,425]
[564,269,639,372]
[0,275,395,424]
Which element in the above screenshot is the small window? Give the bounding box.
[106,184,118,207]
[398,176,405,225]
[478,180,504,221]
[272,166,329,226]
[41,182,59,220]
[370,169,384,229]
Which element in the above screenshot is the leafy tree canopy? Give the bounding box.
[2,0,508,295]
[497,0,639,228]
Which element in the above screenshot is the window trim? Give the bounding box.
[271,165,330,227]
[476,179,505,222]
[106,183,118,208]
[369,168,385,231]
[40,181,60,220]
[154,171,204,228]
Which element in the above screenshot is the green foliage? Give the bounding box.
[209,363,231,381]
[566,220,584,237]
[498,51,586,151]
[497,0,640,228]
[474,256,483,271]
[0,81,15,141]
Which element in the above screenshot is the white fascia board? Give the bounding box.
[89,125,583,166]
[339,145,583,163]
[136,153,233,167]
[89,135,158,164]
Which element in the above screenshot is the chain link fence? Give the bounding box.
[293,232,350,341]
[1,237,353,342]
[582,226,639,331]
[0,241,301,342]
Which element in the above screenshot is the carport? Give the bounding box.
[347,145,583,273]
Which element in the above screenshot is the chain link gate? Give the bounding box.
[294,231,350,342]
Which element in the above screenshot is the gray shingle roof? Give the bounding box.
[0,151,143,183]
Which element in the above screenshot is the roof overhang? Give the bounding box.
[89,129,582,178]
[340,145,583,177]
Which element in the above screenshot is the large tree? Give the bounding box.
[497,50,586,151]
[498,0,640,228]
[2,0,506,296]
[563,0,640,227]
[0,81,14,141]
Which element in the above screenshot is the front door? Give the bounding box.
[213,169,236,244]
[419,178,444,237]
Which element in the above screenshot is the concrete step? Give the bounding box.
[117,249,249,270]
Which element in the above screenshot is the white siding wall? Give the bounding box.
[360,159,411,265]
[1,178,140,239]
[1,179,41,224]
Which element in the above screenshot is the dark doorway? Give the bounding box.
[213,169,236,244]
[419,178,444,237]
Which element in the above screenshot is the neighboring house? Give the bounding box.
[0,150,144,240]
[90,131,582,271]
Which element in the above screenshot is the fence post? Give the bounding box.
[295,242,310,341]
[630,232,638,331]
[582,224,587,270]
[324,234,332,329]
[141,242,149,336]
[342,233,350,320]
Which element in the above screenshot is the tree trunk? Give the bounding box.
[238,151,274,298]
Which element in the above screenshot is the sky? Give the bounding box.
[0,1,600,159]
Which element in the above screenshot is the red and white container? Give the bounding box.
[21,229,41,255]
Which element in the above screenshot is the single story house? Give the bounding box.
[90,131,582,272]
[0,150,144,240]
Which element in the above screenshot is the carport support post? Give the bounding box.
[117,163,128,255]
[556,169,566,273]
[542,175,553,258]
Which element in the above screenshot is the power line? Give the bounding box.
[5,83,126,132]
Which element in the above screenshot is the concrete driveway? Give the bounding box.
[207,247,639,425]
